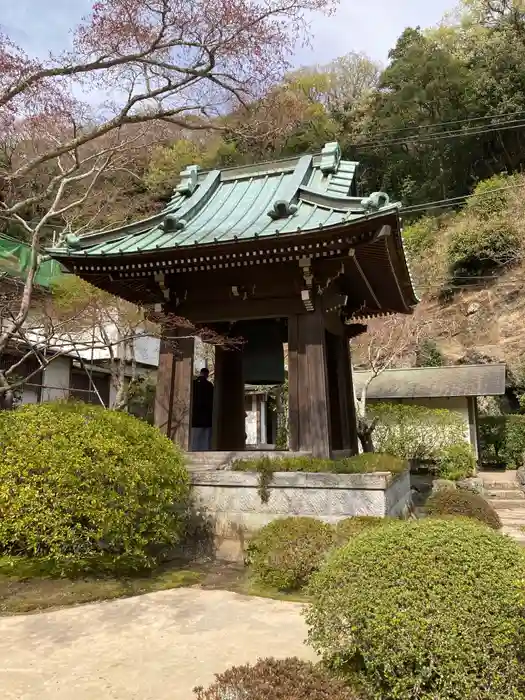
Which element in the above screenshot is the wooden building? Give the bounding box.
[48,142,417,457]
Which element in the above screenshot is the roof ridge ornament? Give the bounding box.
[266,154,312,221]
[176,164,200,195]
[161,214,186,232]
[320,142,342,174]
[65,233,81,250]
[361,192,390,212]
[267,200,298,220]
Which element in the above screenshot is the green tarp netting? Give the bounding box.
[0,235,63,288]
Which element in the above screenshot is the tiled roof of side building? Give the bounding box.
[47,143,401,258]
[353,364,507,400]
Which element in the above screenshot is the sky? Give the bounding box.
[1,0,458,66]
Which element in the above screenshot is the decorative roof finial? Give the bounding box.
[320,142,341,174]
[361,192,390,212]
[161,215,186,232]
[267,200,298,220]
[176,164,200,195]
[65,233,81,250]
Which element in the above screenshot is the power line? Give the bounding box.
[400,181,525,215]
[356,109,525,139]
[354,118,525,150]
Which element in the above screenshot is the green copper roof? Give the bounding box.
[48,142,399,259]
[0,234,63,288]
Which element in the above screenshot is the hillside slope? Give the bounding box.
[354,173,525,385]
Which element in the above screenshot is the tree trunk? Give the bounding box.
[356,416,375,452]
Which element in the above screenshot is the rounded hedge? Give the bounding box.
[425,488,501,529]
[193,657,360,700]
[334,516,386,545]
[247,517,334,591]
[435,442,476,481]
[0,401,190,574]
[306,518,525,700]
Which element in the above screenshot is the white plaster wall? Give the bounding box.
[245,411,258,445]
[20,385,39,404]
[41,356,71,402]
[134,335,160,367]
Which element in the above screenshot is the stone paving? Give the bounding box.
[481,470,525,545]
[0,588,314,700]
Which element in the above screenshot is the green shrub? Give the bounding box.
[402,216,440,258]
[232,453,406,475]
[465,173,518,220]
[478,415,507,464]
[446,216,519,277]
[306,518,525,700]
[415,338,445,367]
[232,454,333,474]
[425,489,501,529]
[0,401,190,575]
[479,414,525,468]
[247,517,334,591]
[193,657,359,700]
[334,453,407,474]
[435,441,476,480]
[334,517,386,545]
[501,414,525,468]
[370,403,466,461]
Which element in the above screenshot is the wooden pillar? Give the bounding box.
[213,346,245,450]
[288,309,331,458]
[154,334,195,450]
[333,333,359,454]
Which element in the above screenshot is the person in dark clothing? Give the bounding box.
[191,368,214,450]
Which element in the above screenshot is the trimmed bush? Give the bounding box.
[247,517,334,591]
[306,518,525,700]
[370,402,466,461]
[425,489,501,529]
[193,657,359,700]
[334,453,407,474]
[435,441,476,481]
[231,452,406,475]
[0,401,190,575]
[334,516,386,545]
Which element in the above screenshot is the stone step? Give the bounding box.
[495,510,525,526]
[486,489,525,499]
[481,480,520,489]
[501,526,525,546]
[489,499,525,510]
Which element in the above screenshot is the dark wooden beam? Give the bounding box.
[344,323,368,339]
[173,296,305,323]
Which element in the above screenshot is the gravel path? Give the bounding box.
[0,588,315,700]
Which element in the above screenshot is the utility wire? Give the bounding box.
[354,118,525,150]
[356,109,525,138]
[400,181,525,215]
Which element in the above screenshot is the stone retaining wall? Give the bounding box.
[191,469,411,561]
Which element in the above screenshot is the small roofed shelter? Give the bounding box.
[47,142,417,457]
[353,364,507,459]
